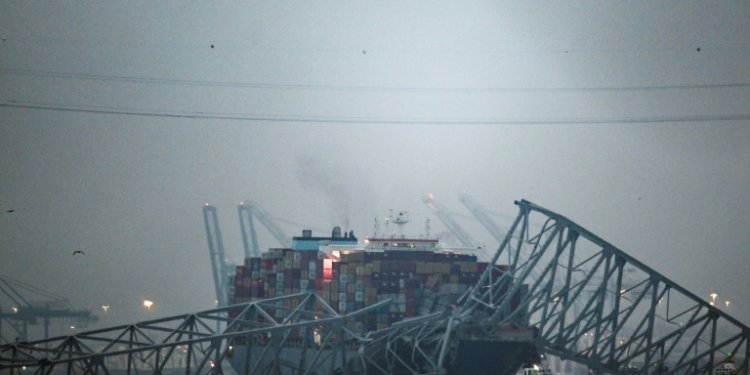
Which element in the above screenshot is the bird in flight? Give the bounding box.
[5,209,14,213]
[73,250,85,255]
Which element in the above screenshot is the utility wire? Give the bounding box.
[2,100,749,125]
[2,67,750,93]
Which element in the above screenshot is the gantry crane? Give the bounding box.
[421,193,478,248]
[205,201,296,308]
[0,275,97,344]
[4,199,748,375]
[457,192,508,244]
[202,203,230,308]
[238,200,292,258]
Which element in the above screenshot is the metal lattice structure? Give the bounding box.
[0,293,392,374]
[2,199,747,375]
[460,199,749,374]
[0,275,97,344]
[203,204,231,308]
[238,201,292,251]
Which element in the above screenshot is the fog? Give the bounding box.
[1,2,748,336]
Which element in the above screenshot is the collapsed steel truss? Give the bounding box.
[2,200,748,374]
[0,291,456,375]
[461,200,749,374]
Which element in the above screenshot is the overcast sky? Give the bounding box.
[1,2,748,336]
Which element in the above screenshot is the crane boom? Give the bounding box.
[202,204,229,307]
[421,193,476,248]
[238,202,261,258]
[243,200,292,249]
[457,192,508,243]
[0,275,97,342]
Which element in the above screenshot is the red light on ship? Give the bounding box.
[323,259,333,280]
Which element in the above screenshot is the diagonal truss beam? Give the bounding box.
[0,292,460,375]
[463,199,749,374]
[5,199,746,375]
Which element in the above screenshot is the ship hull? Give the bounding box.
[228,338,537,375]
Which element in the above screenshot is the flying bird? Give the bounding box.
[5,209,14,213]
[73,250,85,255]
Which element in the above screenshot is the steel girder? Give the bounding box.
[460,199,749,374]
[6,199,746,375]
[0,292,460,375]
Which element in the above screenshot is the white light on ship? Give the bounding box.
[102,305,110,313]
[143,299,154,310]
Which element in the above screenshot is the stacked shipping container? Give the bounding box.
[231,247,492,331]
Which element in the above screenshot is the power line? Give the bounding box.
[2,100,749,125]
[2,67,749,93]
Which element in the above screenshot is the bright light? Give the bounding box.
[70,325,76,330]
[725,300,731,308]
[710,292,718,302]
[143,299,154,310]
[102,305,110,313]
[21,366,26,371]
[209,360,215,368]
[11,306,18,313]
[533,364,540,371]
[323,258,333,280]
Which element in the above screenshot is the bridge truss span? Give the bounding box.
[2,199,748,375]
[464,199,749,374]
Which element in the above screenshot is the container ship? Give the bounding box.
[227,213,539,375]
